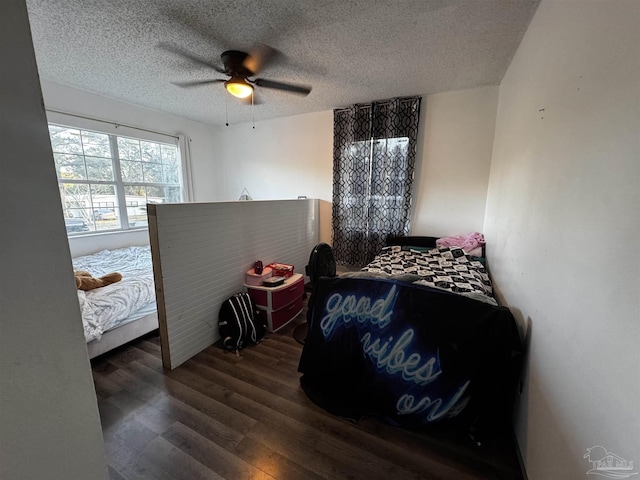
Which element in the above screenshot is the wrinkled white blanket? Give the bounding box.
[72,246,155,342]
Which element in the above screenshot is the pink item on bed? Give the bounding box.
[436,232,485,253]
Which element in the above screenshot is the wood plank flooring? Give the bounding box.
[92,308,524,480]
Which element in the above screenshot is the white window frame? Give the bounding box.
[47,111,191,236]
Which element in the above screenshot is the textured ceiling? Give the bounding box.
[26,0,539,127]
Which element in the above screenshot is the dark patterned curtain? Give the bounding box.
[332,96,422,266]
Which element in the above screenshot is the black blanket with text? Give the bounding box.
[298,274,523,439]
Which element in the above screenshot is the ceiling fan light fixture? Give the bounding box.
[225,77,253,98]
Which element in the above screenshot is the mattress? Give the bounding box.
[72,245,156,342]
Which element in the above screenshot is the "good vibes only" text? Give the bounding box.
[319,285,470,422]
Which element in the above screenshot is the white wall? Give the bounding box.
[44,82,498,255]
[212,110,334,202]
[484,1,640,479]
[412,86,498,237]
[211,110,335,243]
[40,80,220,256]
[213,88,498,244]
[0,1,108,478]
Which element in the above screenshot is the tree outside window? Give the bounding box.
[48,124,183,236]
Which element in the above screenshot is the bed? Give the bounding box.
[298,236,522,441]
[71,245,158,359]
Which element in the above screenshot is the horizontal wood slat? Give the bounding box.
[148,199,319,369]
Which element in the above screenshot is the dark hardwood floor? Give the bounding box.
[92,308,524,480]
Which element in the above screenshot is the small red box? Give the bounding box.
[267,262,294,278]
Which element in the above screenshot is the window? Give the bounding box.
[342,136,410,213]
[332,97,421,266]
[48,123,183,236]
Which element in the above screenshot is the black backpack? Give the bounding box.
[218,292,266,353]
[305,242,337,287]
[296,243,337,345]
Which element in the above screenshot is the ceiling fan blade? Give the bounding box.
[254,78,311,96]
[173,79,225,88]
[158,42,226,74]
[243,43,280,75]
[162,8,232,51]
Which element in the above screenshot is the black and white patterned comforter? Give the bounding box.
[72,245,155,342]
[362,246,495,305]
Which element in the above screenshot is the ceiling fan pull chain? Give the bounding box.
[225,94,229,127]
[252,90,255,129]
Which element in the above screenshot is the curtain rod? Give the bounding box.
[334,96,421,113]
[45,108,179,140]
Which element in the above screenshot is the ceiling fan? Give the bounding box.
[159,42,312,102]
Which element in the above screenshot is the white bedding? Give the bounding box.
[72,245,156,342]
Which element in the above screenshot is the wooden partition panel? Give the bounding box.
[148,199,319,369]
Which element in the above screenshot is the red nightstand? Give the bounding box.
[244,273,304,332]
